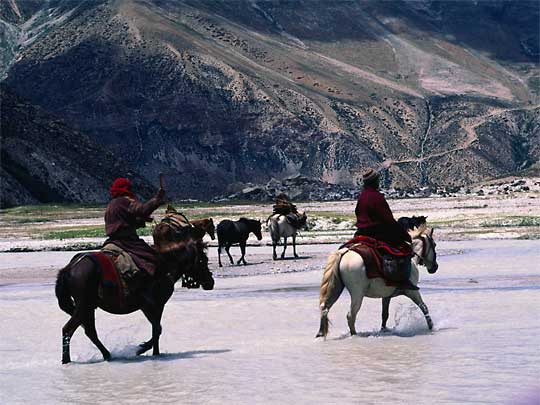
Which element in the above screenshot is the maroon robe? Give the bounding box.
[104,192,163,276]
[354,185,411,248]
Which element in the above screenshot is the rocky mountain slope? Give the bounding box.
[1,0,539,203]
[0,84,155,207]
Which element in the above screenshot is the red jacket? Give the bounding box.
[355,185,397,229]
[104,193,163,275]
[105,195,162,237]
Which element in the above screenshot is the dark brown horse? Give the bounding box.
[55,216,214,364]
[191,218,216,240]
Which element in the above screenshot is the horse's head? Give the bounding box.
[206,218,216,240]
[298,212,307,228]
[250,219,263,240]
[192,218,216,240]
[409,225,438,274]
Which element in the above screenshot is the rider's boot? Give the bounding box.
[396,257,419,290]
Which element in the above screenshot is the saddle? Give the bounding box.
[341,236,412,288]
[67,250,138,306]
[285,213,305,229]
[94,244,146,304]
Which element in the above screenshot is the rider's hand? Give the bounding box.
[157,187,166,202]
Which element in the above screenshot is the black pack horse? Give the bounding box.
[55,213,214,364]
[217,218,263,267]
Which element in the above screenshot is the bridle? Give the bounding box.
[413,234,436,267]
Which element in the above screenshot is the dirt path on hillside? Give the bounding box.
[387,104,540,165]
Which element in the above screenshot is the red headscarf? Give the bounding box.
[110,178,136,199]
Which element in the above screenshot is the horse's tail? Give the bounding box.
[265,213,276,226]
[267,214,279,241]
[55,266,74,315]
[316,248,348,339]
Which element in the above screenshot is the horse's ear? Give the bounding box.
[166,204,177,214]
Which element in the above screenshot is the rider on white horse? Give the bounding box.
[354,168,418,290]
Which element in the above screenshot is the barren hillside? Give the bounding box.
[1,0,539,203]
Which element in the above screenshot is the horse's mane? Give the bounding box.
[238,217,257,224]
[409,223,428,239]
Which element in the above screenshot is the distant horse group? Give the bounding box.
[214,212,307,266]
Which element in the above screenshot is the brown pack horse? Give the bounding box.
[191,218,216,240]
[55,216,215,364]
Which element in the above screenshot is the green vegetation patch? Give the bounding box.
[1,204,106,223]
[8,217,53,224]
[41,226,106,240]
[517,234,540,240]
[39,225,152,240]
[480,216,540,227]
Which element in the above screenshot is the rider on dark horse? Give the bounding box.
[354,168,418,290]
[104,177,165,284]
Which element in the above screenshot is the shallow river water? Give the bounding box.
[0,240,539,404]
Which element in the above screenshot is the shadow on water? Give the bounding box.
[272,256,313,261]
[71,349,232,365]
[330,326,457,341]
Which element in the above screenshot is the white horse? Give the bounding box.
[316,225,438,338]
[268,212,307,260]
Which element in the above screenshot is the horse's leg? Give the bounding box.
[272,237,278,260]
[381,297,391,331]
[404,290,433,330]
[60,259,95,364]
[347,295,364,336]
[218,244,223,267]
[225,244,234,265]
[61,314,81,364]
[237,241,247,265]
[138,304,164,356]
[292,233,299,258]
[281,236,287,259]
[82,308,111,361]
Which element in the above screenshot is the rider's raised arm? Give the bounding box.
[127,189,165,220]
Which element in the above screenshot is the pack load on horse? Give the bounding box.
[216,218,263,267]
[353,168,418,290]
[271,193,306,228]
[268,193,307,260]
[55,176,214,364]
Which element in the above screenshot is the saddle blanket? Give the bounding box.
[89,252,126,305]
[340,236,412,286]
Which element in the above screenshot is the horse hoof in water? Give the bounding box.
[62,357,71,365]
[103,351,111,361]
[136,342,152,356]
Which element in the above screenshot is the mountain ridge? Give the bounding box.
[1,0,539,204]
